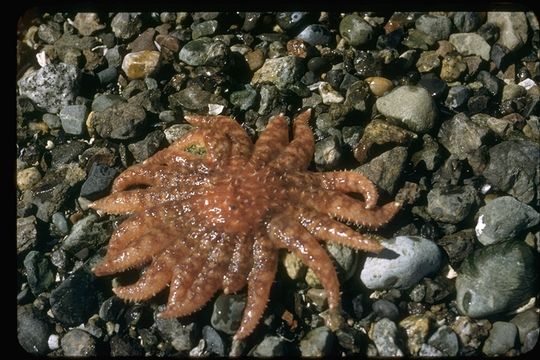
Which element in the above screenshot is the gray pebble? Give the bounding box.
[510,308,540,344]
[91,94,126,112]
[155,308,199,352]
[17,305,50,355]
[482,321,518,356]
[111,12,142,40]
[59,104,88,135]
[51,212,69,236]
[445,86,471,110]
[299,326,335,356]
[438,112,488,160]
[456,241,537,318]
[211,293,246,335]
[314,135,342,170]
[487,12,528,52]
[97,67,118,86]
[249,335,287,357]
[128,130,165,163]
[17,216,37,255]
[372,299,400,321]
[437,228,475,267]
[201,326,224,356]
[99,296,124,322]
[230,85,258,111]
[297,24,332,46]
[43,113,62,129]
[370,318,404,356]
[475,196,540,245]
[523,327,539,353]
[477,22,500,44]
[17,63,80,114]
[252,55,304,90]
[61,213,111,253]
[109,335,144,356]
[482,140,539,205]
[178,38,213,66]
[104,45,126,68]
[344,80,371,112]
[192,20,218,39]
[92,102,146,140]
[50,270,98,327]
[61,329,97,356]
[339,14,373,47]
[427,325,459,356]
[415,15,453,41]
[426,184,478,224]
[418,343,445,356]
[80,163,118,199]
[23,251,54,295]
[376,85,437,133]
[361,236,443,290]
[449,33,491,61]
[51,141,87,166]
[453,12,482,32]
[356,146,408,195]
[168,85,227,112]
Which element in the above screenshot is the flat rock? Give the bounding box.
[449,33,491,61]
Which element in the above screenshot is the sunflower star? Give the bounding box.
[90,109,401,340]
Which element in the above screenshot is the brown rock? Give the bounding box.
[121,51,161,79]
[365,77,394,97]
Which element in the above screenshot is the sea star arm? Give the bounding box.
[269,109,314,171]
[294,207,385,253]
[289,188,401,229]
[113,245,179,301]
[235,232,278,340]
[267,212,341,311]
[249,114,290,167]
[222,234,252,294]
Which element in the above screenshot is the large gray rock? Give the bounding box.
[483,140,539,205]
[456,241,537,318]
[487,12,529,52]
[438,112,489,160]
[360,236,443,290]
[449,33,491,61]
[376,85,437,133]
[427,184,478,224]
[475,196,540,245]
[482,322,518,356]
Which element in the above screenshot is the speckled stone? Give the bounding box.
[251,55,304,90]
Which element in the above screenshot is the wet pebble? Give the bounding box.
[61,329,97,356]
[109,335,144,356]
[440,53,467,82]
[230,85,257,111]
[99,296,124,322]
[339,14,373,47]
[426,184,478,223]
[356,146,408,195]
[510,308,540,345]
[475,196,540,245]
[80,163,118,199]
[276,12,310,32]
[128,130,165,162]
[251,55,304,90]
[437,229,476,267]
[477,22,499,44]
[299,326,334,357]
[372,299,400,321]
[192,20,218,39]
[249,335,287,356]
[297,24,332,46]
[17,216,37,254]
[415,14,453,41]
[73,13,105,36]
[360,236,443,290]
[17,63,80,114]
[155,309,199,352]
[369,318,404,356]
[210,293,246,335]
[92,102,146,140]
[59,104,88,135]
[399,314,430,355]
[456,241,537,318]
[319,82,344,104]
[376,85,437,133]
[344,80,371,112]
[482,140,539,204]
[445,85,470,110]
[168,85,226,112]
[482,321,518,356]
[91,93,125,112]
[178,38,212,66]
[202,326,225,356]
[17,305,50,355]
[122,50,161,79]
[453,12,482,32]
[365,76,393,97]
[49,270,98,327]
[486,12,528,52]
[417,73,447,99]
[438,112,489,160]
[428,325,459,356]
[61,213,111,253]
[23,251,54,295]
[111,12,142,40]
[449,33,491,61]
[314,135,342,170]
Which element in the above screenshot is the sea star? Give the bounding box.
[90,109,401,339]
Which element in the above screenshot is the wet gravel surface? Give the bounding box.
[17,10,539,356]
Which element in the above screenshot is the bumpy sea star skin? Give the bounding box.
[90,109,401,340]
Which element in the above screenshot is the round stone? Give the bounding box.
[121,51,160,79]
[339,14,373,47]
[375,85,437,133]
[365,77,393,97]
[360,236,443,290]
[456,241,537,318]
